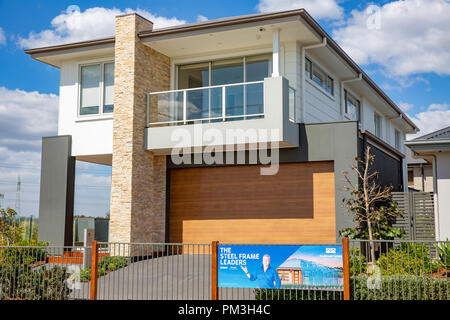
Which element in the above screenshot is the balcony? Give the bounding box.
[144,76,299,154]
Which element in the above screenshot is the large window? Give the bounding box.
[344,90,360,121]
[80,62,114,116]
[305,57,334,95]
[374,113,382,138]
[177,54,272,89]
[176,54,271,121]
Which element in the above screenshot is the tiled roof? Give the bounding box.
[412,126,450,141]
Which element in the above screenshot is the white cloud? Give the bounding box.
[427,103,448,111]
[18,7,186,48]
[0,27,6,46]
[398,102,413,112]
[0,87,111,216]
[257,0,343,20]
[333,0,450,76]
[0,87,58,139]
[197,15,208,22]
[0,87,59,214]
[406,105,450,139]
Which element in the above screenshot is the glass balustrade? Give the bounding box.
[148,81,265,126]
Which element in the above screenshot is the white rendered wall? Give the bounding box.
[436,152,450,240]
[58,59,114,158]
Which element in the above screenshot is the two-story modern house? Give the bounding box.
[25,9,419,247]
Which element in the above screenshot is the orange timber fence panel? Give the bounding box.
[90,240,99,300]
[342,237,350,300]
[211,241,219,300]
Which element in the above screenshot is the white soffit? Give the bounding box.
[142,20,316,58]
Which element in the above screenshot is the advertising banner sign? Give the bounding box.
[218,244,343,290]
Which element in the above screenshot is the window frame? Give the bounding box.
[344,89,361,121]
[175,53,273,90]
[394,129,402,150]
[78,60,115,118]
[305,56,335,97]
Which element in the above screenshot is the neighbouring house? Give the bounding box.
[405,126,450,241]
[25,9,418,246]
[406,146,433,192]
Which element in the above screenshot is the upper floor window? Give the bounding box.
[395,129,402,150]
[374,112,382,138]
[177,54,272,89]
[80,62,114,116]
[344,90,360,121]
[305,57,334,96]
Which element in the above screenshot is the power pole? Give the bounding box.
[0,193,4,208]
[15,176,21,215]
[14,176,21,241]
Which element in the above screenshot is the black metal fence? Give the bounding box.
[1,239,448,300]
[0,245,91,300]
[349,239,449,300]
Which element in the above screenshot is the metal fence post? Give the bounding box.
[342,237,351,300]
[211,241,219,300]
[90,240,99,300]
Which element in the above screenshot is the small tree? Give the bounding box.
[0,207,23,245]
[340,146,404,263]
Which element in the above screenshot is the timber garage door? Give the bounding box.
[169,161,335,244]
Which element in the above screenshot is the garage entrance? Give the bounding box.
[169,161,335,244]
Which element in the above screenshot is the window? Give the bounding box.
[177,54,271,120]
[408,170,414,187]
[395,129,402,150]
[177,54,272,89]
[344,90,360,121]
[79,62,114,116]
[305,57,334,95]
[374,113,382,138]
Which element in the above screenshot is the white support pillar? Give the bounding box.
[272,29,280,77]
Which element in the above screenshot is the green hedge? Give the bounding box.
[254,275,450,300]
[0,263,71,300]
[254,288,343,300]
[0,241,48,265]
[79,256,129,282]
[351,275,449,300]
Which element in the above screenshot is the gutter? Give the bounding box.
[301,37,327,122]
[405,139,450,146]
[23,37,115,55]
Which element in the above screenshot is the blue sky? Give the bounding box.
[0,0,449,217]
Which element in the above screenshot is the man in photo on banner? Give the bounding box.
[241,254,281,289]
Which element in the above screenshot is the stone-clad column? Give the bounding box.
[110,13,170,243]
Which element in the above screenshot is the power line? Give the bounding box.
[0,163,111,173]
[0,181,110,190]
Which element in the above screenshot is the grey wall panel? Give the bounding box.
[167,121,359,242]
[38,135,75,246]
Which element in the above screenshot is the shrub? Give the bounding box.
[350,247,367,275]
[377,243,438,276]
[0,263,71,300]
[435,241,450,270]
[79,256,129,282]
[0,240,49,265]
[351,275,450,300]
[98,256,128,272]
[254,288,342,300]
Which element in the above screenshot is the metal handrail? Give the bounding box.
[147,81,265,126]
[148,80,264,95]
